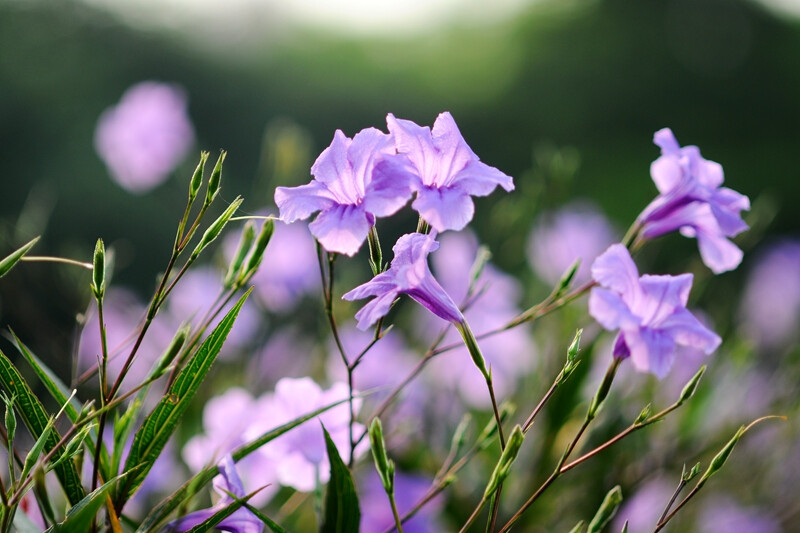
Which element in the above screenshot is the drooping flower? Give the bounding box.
[588,244,721,378]
[638,128,750,274]
[94,81,194,193]
[166,455,263,533]
[387,112,514,232]
[274,127,415,256]
[343,233,463,330]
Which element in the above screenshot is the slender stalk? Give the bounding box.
[20,256,93,269]
[388,492,405,533]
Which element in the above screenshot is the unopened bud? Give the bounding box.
[190,197,243,261]
[241,219,274,281]
[204,151,227,206]
[555,259,580,298]
[224,221,256,289]
[189,151,209,203]
[634,403,652,425]
[678,365,706,404]
[369,418,394,492]
[91,238,106,300]
[483,425,524,498]
[587,485,622,533]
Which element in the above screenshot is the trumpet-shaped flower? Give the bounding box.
[589,244,721,378]
[638,128,750,273]
[387,112,514,232]
[275,127,415,256]
[343,233,463,330]
[166,455,262,533]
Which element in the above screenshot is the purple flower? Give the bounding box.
[739,239,800,350]
[95,81,194,194]
[167,455,263,533]
[588,244,721,378]
[638,128,750,274]
[360,470,443,533]
[274,127,415,256]
[342,233,463,330]
[698,497,782,533]
[527,201,617,285]
[387,112,514,232]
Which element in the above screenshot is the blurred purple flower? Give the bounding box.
[589,244,720,378]
[739,239,800,350]
[387,112,514,232]
[167,455,263,533]
[275,128,415,256]
[343,233,463,330]
[360,470,443,533]
[527,201,617,285]
[611,478,673,533]
[638,128,750,274]
[422,231,534,408]
[95,81,194,193]
[698,497,782,533]
[183,388,279,506]
[246,377,366,493]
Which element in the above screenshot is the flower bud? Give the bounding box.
[2,393,16,446]
[189,151,209,204]
[224,221,256,289]
[241,219,274,282]
[587,359,621,421]
[634,403,652,425]
[204,150,226,206]
[587,485,622,533]
[190,197,243,261]
[91,238,106,300]
[555,258,581,298]
[483,424,524,498]
[678,365,706,404]
[369,418,394,492]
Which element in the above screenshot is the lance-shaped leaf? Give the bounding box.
[44,474,124,533]
[116,289,251,507]
[0,349,84,505]
[321,425,360,533]
[0,236,39,279]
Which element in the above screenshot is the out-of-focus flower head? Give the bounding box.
[387,112,514,232]
[527,200,617,285]
[739,239,800,351]
[246,377,366,493]
[343,233,463,330]
[589,244,721,378]
[421,231,534,408]
[698,496,782,533]
[638,128,750,274]
[360,470,443,533]
[611,477,673,533]
[275,127,416,256]
[94,81,194,193]
[166,455,263,533]
[183,388,278,506]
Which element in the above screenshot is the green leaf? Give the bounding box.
[321,424,360,533]
[0,236,39,279]
[116,289,251,508]
[136,396,350,533]
[245,502,291,533]
[45,474,122,533]
[0,349,85,505]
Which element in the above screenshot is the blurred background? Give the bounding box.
[0,0,799,531]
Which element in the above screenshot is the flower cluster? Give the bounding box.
[275,112,514,256]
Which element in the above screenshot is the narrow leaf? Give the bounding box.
[0,236,40,279]
[0,349,85,505]
[117,289,251,507]
[321,425,360,533]
[45,474,123,533]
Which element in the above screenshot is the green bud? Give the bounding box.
[241,219,274,282]
[33,466,57,525]
[620,521,629,533]
[634,403,652,425]
[189,151,210,203]
[91,238,106,299]
[224,221,256,289]
[367,225,383,276]
[455,321,489,380]
[190,197,243,261]
[450,413,472,452]
[483,424,524,498]
[0,236,40,279]
[204,150,227,206]
[554,258,580,298]
[587,358,621,421]
[152,323,191,378]
[52,424,93,469]
[2,393,16,446]
[698,425,745,486]
[567,521,585,533]
[567,329,582,362]
[587,485,622,533]
[678,365,706,404]
[369,418,394,492]
[682,462,701,482]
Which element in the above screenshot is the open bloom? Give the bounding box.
[95,81,194,193]
[638,128,750,274]
[589,244,721,378]
[343,233,463,330]
[167,455,262,533]
[387,112,514,232]
[275,127,415,256]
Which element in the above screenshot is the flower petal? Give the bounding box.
[353,290,399,330]
[386,113,438,183]
[658,307,721,354]
[591,244,641,298]
[696,228,744,274]
[624,327,676,379]
[638,273,694,322]
[311,130,352,186]
[308,204,371,256]
[275,182,336,223]
[363,155,416,217]
[589,287,640,331]
[429,112,478,187]
[451,159,514,196]
[412,185,475,232]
